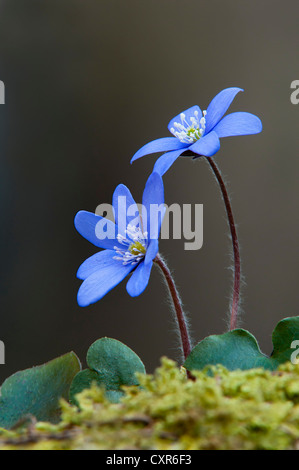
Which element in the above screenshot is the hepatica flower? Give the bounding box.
[131,87,262,175]
[74,172,165,307]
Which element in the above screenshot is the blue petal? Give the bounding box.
[212,112,263,138]
[126,260,153,297]
[153,148,186,176]
[188,131,220,157]
[77,258,134,306]
[77,249,116,280]
[75,211,122,250]
[142,172,165,240]
[131,137,188,163]
[144,239,159,265]
[168,105,202,133]
[205,88,243,133]
[112,184,141,237]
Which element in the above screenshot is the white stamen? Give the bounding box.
[171,109,207,144]
[113,224,148,266]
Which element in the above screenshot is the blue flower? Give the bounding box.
[74,172,165,307]
[131,87,262,176]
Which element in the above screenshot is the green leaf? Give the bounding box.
[184,316,299,372]
[0,352,81,430]
[70,337,146,404]
[271,317,299,364]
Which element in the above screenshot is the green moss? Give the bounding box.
[1,358,299,450]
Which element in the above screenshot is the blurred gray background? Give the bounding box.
[0,0,298,382]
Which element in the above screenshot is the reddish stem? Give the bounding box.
[205,157,241,330]
[154,253,192,360]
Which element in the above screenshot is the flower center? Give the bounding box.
[171,110,207,144]
[113,224,148,266]
[129,241,146,256]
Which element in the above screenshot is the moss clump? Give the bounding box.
[1,358,299,450]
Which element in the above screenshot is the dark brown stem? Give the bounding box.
[154,253,192,361]
[205,157,241,331]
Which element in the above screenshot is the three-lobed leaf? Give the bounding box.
[70,337,145,404]
[0,352,81,430]
[184,317,299,372]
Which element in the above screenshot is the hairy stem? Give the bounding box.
[205,157,241,330]
[154,253,192,361]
